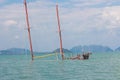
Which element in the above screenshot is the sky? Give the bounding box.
[0,0,120,52]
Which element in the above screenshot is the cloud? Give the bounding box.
[14,35,19,40]
[4,20,17,26]
[0,0,5,3]
[1,0,120,51]
[101,6,120,29]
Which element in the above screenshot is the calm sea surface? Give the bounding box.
[0,52,120,80]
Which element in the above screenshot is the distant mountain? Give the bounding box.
[70,45,113,53]
[53,48,72,53]
[0,45,115,55]
[0,48,30,55]
[115,47,120,52]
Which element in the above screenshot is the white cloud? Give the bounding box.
[101,6,120,29]
[0,0,5,3]
[14,35,19,40]
[4,20,17,26]
[1,0,120,51]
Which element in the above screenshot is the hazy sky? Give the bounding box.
[0,0,120,51]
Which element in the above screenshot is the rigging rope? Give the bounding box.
[34,53,57,59]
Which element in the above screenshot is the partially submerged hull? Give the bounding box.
[66,52,92,60]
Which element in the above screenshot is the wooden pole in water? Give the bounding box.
[24,0,34,61]
[56,4,64,60]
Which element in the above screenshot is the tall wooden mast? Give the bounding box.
[56,4,64,60]
[24,0,34,61]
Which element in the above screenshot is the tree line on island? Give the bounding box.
[0,45,120,55]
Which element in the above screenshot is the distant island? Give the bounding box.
[115,47,120,52]
[53,48,72,53]
[0,45,120,55]
[70,45,113,53]
[0,48,30,55]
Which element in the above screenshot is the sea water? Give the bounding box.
[0,52,120,80]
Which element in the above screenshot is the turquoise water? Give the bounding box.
[0,53,120,80]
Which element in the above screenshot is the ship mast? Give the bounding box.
[56,4,64,60]
[24,0,34,61]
